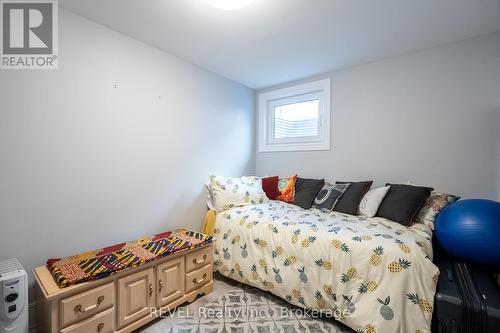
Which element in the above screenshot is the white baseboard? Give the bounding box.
[29,324,40,333]
[29,301,40,333]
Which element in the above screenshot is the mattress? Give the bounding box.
[213,201,438,333]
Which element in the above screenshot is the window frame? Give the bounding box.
[258,78,331,152]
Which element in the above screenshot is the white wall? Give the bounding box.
[257,32,500,200]
[0,8,255,307]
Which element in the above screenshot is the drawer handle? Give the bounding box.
[193,273,207,284]
[193,254,208,265]
[74,296,104,313]
[159,280,163,292]
[149,283,153,297]
[96,322,104,333]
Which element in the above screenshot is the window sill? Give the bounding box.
[258,141,330,152]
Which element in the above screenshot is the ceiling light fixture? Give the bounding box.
[205,0,254,11]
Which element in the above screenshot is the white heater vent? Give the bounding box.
[0,258,28,333]
[0,259,24,276]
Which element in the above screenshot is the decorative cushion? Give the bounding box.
[293,177,325,209]
[359,186,390,217]
[261,176,280,200]
[415,192,460,230]
[204,183,216,211]
[376,184,433,226]
[313,182,350,211]
[277,175,297,203]
[208,176,268,212]
[334,181,373,215]
[47,229,213,288]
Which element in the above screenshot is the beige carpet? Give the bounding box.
[138,275,353,333]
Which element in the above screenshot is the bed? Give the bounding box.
[211,200,438,333]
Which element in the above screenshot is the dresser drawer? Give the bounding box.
[185,246,212,273]
[60,307,114,333]
[60,282,114,327]
[185,264,212,293]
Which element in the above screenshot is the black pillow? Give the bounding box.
[293,177,325,209]
[333,181,373,215]
[376,184,433,226]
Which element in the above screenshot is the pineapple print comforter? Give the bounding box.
[213,201,438,333]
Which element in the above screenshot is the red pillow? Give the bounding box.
[262,176,280,200]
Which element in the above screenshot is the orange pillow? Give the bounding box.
[277,175,297,203]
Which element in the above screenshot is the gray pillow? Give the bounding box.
[293,177,325,209]
[376,184,433,226]
[334,181,373,215]
[313,183,350,211]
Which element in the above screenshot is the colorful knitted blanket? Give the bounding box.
[47,229,213,288]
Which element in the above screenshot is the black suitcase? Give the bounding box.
[433,253,500,333]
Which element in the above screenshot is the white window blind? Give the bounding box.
[273,99,319,139]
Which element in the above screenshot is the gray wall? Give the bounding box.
[498,122,500,201]
[0,9,255,306]
[257,32,500,200]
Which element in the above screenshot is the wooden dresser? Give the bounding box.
[33,243,213,333]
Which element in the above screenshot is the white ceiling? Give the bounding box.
[60,0,500,89]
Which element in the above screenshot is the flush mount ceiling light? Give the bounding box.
[205,0,254,10]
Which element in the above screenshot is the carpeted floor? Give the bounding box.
[138,274,353,333]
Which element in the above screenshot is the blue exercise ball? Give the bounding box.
[435,199,500,265]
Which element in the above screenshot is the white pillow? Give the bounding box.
[207,176,269,212]
[359,186,390,217]
[204,183,216,211]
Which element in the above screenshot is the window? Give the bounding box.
[258,78,330,152]
[273,98,319,139]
